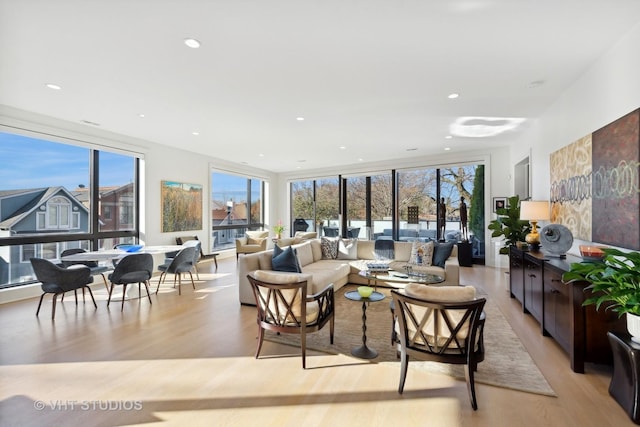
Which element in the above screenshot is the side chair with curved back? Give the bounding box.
[30,257,97,320]
[247,270,335,369]
[107,253,154,311]
[155,246,197,295]
[391,285,486,410]
[59,248,111,291]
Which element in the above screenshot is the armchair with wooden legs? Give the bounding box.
[247,270,335,369]
[391,284,486,410]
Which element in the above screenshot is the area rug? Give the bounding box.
[265,285,556,397]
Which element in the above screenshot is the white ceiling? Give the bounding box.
[1,1,640,173]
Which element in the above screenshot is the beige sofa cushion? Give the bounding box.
[293,241,314,267]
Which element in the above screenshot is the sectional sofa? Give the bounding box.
[237,238,459,305]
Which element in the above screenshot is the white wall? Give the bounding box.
[511,22,640,253]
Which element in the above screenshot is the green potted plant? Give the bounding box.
[487,195,531,254]
[273,221,286,239]
[562,248,640,342]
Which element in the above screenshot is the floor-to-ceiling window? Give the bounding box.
[290,177,340,237]
[211,171,265,251]
[0,131,140,288]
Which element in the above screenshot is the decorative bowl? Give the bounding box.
[579,245,606,262]
[357,286,374,298]
[118,244,144,253]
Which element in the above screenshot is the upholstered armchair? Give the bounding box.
[235,230,269,259]
[247,270,335,369]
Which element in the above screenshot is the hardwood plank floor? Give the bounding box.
[0,256,633,426]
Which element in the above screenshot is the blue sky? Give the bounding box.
[0,132,134,189]
[1,132,259,203]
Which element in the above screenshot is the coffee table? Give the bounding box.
[358,268,444,288]
[344,290,385,359]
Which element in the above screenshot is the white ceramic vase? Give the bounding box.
[627,313,640,344]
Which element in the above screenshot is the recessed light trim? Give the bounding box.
[445,135,453,139]
[444,147,451,151]
[448,93,459,99]
[45,83,61,90]
[184,38,201,48]
[192,131,200,136]
[296,117,305,121]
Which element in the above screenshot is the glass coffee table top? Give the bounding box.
[358,269,444,285]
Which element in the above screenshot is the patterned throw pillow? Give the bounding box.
[409,240,434,266]
[320,237,339,259]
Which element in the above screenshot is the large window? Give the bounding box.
[290,177,340,237]
[288,163,484,261]
[211,171,265,251]
[0,131,140,288]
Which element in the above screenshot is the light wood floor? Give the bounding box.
[0,256,634,427]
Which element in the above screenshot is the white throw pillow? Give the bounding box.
[337,238,358,260]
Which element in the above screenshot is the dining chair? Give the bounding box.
[30,258,97,319]
[107,253,154,311]
[155,246,198,295]
[59,248,111,291]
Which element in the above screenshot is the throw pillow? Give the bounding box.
[272,245,301,273]
[409,241,434,266]
[432,242,454,268]
[337,238,358,260]
[320,237,339,259]
[247,237,261,245]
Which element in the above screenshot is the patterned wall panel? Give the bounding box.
[591,109,640,250]
[550,135,592,240]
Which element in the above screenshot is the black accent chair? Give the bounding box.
[107,253,154,311]
[59,248,111,290]
[156,246,197,295]
[391,289,486,410]
[30,257,96,320]
[176,235,218,270]
[293,218,309,232]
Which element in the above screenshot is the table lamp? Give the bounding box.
[520,200,550,250]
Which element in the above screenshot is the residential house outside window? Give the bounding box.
[0,131,140,288]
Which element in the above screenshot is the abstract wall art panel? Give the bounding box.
[591,109,640,250]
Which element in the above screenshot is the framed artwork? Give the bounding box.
[493,197,507,213]
[161,180,203,232]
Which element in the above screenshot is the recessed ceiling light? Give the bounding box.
[45,83,61,90]
[358,158,364,162]
[184,38,201,48]
[192,131,200,136]
[296,117,305,121]
[138,113,145,118]
[444,147,451,151]
[339,146,347,150]
[445,135,453,139]
[448,93,459,99]
[258,153,265,157]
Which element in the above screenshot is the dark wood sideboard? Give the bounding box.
[509,246,626,373]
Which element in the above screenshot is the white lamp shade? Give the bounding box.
[520,201,550,221]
